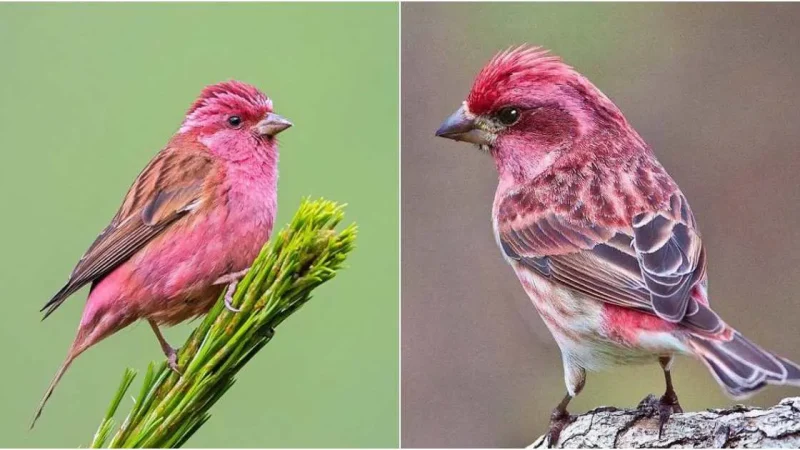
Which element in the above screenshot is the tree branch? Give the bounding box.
[531,396,800,448]
[89,198,357,448]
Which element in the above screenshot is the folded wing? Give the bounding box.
[498,191,722,334]
[41,146,217,319]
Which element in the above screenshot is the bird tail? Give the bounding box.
[30,349,79,429]
[689,330,800,399]
[40,282,82,320]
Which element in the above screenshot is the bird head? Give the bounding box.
[436,46,638,180]
[180,80,292,158]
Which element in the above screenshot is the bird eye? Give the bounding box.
[227,116,242,128]
[496,107,520,126]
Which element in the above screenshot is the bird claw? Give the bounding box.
[545,409,573,448]
[214,268,249,285]
[637,393,683,438]
[224,282,241,313]
[166,347,182,375]
[636,393,660,410]
[657,394,682,438]
[215,268,249,313]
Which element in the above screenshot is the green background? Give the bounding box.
[0,3,398,447]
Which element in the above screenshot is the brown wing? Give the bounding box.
[41,145,217,319]
[498,191,722,334]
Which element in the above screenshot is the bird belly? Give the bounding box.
[512,262,685,370]
[143,284,223,325]
[125,204,271,325]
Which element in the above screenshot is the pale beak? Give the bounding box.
[255,113,292,137]
[435,105,493,146]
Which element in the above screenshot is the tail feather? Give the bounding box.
[779,355,800,380]
[719,332,786,378]
[703,357,767,398]
[30,351,77,429]
[40,282,81,320]
[690,331,800,399]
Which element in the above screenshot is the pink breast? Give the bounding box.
[137,208,269,299]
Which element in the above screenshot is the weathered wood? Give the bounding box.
[531,396,800,448]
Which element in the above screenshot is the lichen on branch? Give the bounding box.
[531,396,800,448]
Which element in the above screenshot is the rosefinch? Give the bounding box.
[32,80,291,427]
[436,46,800,445]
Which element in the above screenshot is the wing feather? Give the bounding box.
[498,191,721,333]
[41,145,217,319]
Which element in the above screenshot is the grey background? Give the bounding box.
[401,3,800,447]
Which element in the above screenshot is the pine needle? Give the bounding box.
[89,198,357,448]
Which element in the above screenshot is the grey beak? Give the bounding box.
[435,105,492,146]
[255,113,292,137]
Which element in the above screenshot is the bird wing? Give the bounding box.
[498,191,722,334]
[41,145,218,319]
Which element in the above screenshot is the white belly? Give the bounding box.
[511,260,685,371]
[490,193,686,372]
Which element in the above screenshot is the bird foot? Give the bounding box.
[637,393,683,438]
[223,282,241,313]
[545,409,574,448]
[214,268,249,285]
[214,268,249,313]
[165,346,182,375]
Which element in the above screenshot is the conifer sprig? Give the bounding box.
[90,198,356,448]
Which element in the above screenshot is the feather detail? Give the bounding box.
[41,143,218,319]
[690,332,800,398]
[495,155,723,335]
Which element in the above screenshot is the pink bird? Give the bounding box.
[33,80,291,427]
[436,46,800,444]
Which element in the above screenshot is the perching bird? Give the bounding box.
[436,46,800,445]
[33,80,291,428]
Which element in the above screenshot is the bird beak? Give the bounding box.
[435,104,493,146]
[255,113,292,137]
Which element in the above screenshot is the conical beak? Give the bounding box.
[255,113,292,137]
[435,105,492,146]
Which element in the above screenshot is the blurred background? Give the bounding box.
[402,3,800,447]
[0,3,398,447]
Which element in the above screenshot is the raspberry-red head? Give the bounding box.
[466,46,577,116]
[437,46,645,179]
[188,80,273,117]
[180,80,291,140]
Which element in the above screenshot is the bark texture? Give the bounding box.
[531,396,800,448]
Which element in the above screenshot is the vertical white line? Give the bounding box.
[397,1,403,448]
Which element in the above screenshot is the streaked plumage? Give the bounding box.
[437,46,800,444]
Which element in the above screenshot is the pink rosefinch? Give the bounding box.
[436,46,800,444]
[33,80,291,427]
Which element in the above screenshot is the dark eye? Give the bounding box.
[496,107,520,126]
[227,116,242,128]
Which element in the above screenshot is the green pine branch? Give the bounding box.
[89,198,357,448]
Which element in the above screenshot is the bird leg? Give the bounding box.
[545,360,585,447]
[148,319,180,374]
[545,393,574,447]
[638,356,683,438]
[657,355,683,435]
[213,268,249,312]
